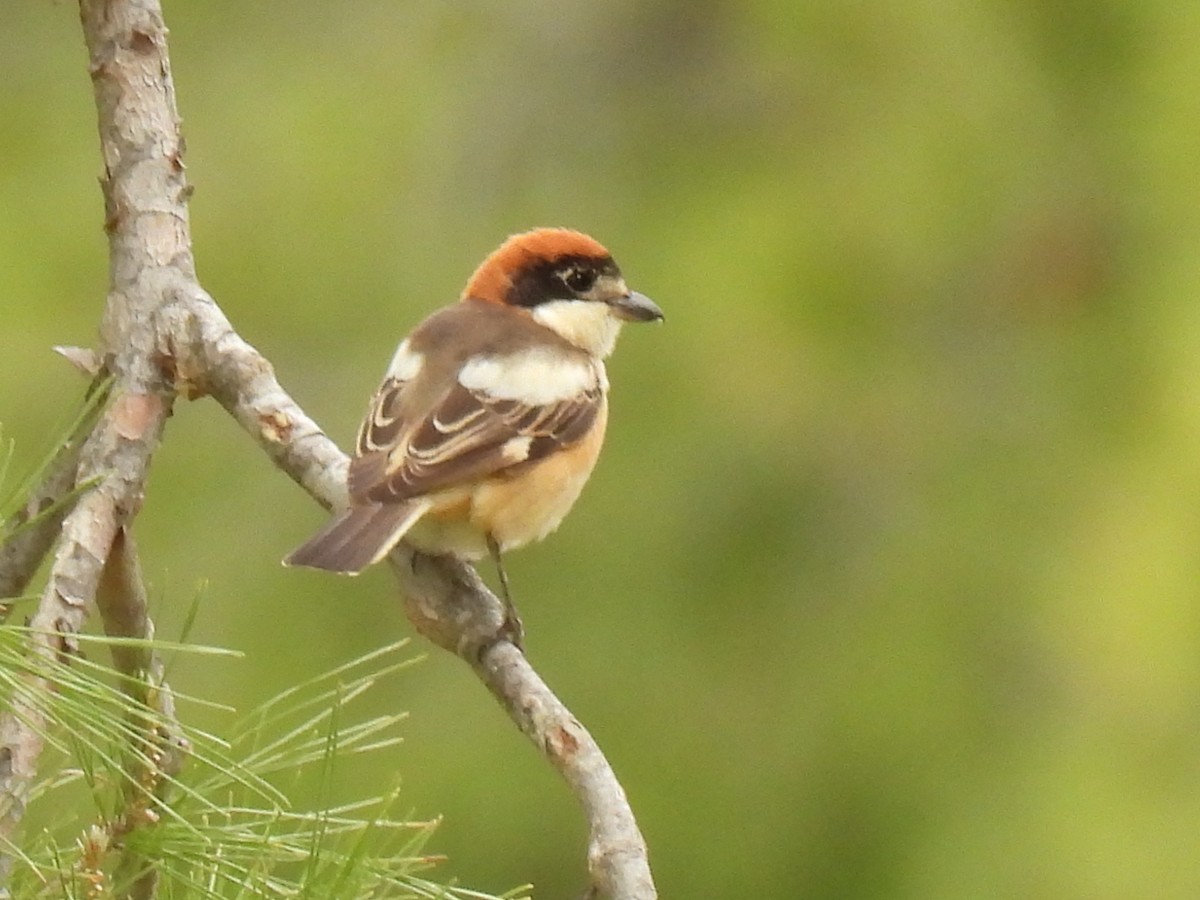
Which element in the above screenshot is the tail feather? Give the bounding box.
[283,500,431,574]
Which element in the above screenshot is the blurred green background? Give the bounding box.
[5,1,1200,897]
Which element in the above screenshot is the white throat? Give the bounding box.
[531,300,623,358]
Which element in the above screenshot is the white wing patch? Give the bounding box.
[386,339,424,382]
[457,349,597,405]
[500,435,533,463]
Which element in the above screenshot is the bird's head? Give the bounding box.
[463,228,663,357]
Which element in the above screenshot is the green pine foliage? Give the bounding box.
[0,424,528,900]
[0,629,525,900]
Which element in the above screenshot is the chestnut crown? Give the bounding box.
[463,228,625,308]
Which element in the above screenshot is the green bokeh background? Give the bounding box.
[5,2,1200,897]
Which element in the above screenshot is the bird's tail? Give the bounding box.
[283,500,432,574]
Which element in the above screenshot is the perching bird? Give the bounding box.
[284,227,663,635]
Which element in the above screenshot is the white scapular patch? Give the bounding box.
[500,435,533,463]
[386,339,424,382]
[532,300,623,358]
[458,349,597,404]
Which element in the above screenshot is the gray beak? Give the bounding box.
[609,291,664,323]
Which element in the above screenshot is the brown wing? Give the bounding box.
[355,376,408,457]
[349,378,602,504]
[347,375,408,500]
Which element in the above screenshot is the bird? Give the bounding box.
[284,227,663,638]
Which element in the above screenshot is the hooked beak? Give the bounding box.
[608,290,664,323]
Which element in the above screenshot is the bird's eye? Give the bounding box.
[562,268,596,293]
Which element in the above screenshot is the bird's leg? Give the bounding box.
[487,534,525,649]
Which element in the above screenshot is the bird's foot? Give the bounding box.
[500,601,525,651]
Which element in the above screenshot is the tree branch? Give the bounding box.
[0,0,184,871]
[392,553,657,899]
[96,527,187,900]
[2,0,658,896]
[0,390,101,609]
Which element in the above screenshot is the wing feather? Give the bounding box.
[356,377,407,455]
[349,375,602,505]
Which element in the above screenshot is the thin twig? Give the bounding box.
[0,445,81,609]
[0,377,109,610]
[96,528,188,900]
[391,553,657,899]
